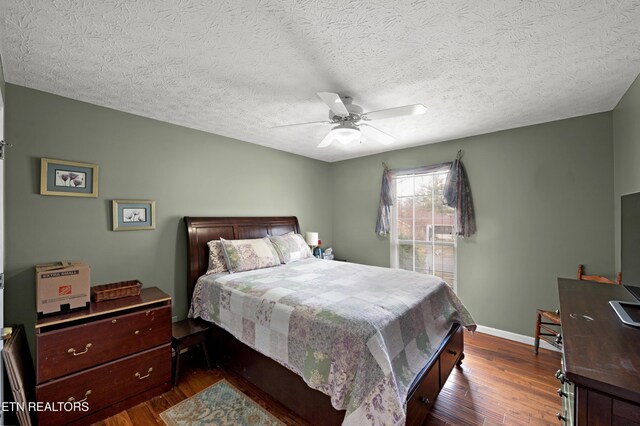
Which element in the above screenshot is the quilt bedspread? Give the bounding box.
[190,258,475,425]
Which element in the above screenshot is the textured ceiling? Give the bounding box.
[1,1,639,162]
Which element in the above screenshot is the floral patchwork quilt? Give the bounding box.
[189,258,475,425]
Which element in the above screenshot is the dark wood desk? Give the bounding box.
[558,278,640,425]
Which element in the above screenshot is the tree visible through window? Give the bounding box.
[391,170,457,289]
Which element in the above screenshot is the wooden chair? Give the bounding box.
[533,265,621,354]
[577,264,622,285]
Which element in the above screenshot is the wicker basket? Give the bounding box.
[91,280,142,302]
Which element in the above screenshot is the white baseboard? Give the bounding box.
[475,325,561,352]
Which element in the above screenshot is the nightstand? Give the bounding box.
[172,318,212,387]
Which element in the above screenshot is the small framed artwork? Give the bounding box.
[40,158,99,197]
[112,200,156,231]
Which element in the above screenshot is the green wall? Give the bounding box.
[3,80,621,348]
[613,73,640,271]
[4,84,333,349]
[0,54,5,100]
[331,113,615,336]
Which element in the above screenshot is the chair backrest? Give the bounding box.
[578,264,622,285]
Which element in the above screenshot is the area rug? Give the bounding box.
[160,380,285,426]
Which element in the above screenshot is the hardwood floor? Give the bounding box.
[426,333,562,425]
[92,332,562,426]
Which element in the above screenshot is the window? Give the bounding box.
[391,170,457,289]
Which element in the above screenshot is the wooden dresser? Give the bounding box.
[557,278,640,425]
[35,287,172,426]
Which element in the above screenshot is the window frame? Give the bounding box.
[390,169,458,292]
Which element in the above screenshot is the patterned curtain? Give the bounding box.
[376,156,476,238]
[375,168,394,236]
[443,159,476,237]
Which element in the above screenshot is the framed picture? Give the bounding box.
[112,200,156,231]
[40,158,99,197]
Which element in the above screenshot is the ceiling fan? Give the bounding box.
[272,92,427,148]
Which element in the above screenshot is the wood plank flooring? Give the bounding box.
[92,332,562,426]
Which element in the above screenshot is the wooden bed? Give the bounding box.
[184,216,464,426]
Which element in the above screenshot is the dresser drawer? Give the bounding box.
[37,304,171,382]
[36,344,171,426]
[439,325,463,387]
[406,359,440,426]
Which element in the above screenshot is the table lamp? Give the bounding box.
[305,232,319,253]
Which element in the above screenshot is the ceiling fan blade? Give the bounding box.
[363,104,427,121]
[361,124,396,145]
[317,92,349,117]
[317,131,336,148]
[270,120,331,129]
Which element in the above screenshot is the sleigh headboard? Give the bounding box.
[183,216,300,302]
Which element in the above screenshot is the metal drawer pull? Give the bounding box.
[135,367,153,380]
[447,349,458,356]
[68,343,92,356]
[112,319,117,323]
[134,330,140,335]
[68,390,91,403]
[419,396,430,405]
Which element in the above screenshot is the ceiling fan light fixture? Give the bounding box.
[329,123,360,144]
[276,92,426,148]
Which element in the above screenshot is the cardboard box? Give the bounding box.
[36,261,90,317]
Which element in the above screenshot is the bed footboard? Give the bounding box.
[209,322,463,425]
[406,324,464,425]
[209,323,346,425]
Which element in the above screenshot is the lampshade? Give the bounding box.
[305,232,319,246]
[329,123,360,144]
